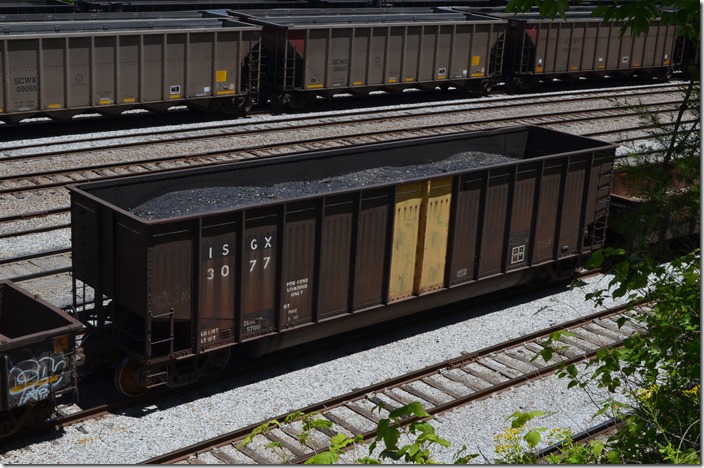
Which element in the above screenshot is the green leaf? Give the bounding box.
[283,411,305,424]
[586,249,604,269]
[382,426,401,450]
[375,419,390,440]
[532,346,553,363]
[304,418,333,431]
[329,433,352,450]
[506,0,537,13]
[305,451,339,465]
[356,456,382,464]
[508,410,546,428]
[592,441,604,458]
[524,430,542,447]
[607,450,621,463]
[265,441,282,450]
[389,401,432,420]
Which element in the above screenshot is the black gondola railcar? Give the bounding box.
[68,125,615,396]
[0,280,83,436]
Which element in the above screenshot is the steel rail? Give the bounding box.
[535,417,623,461]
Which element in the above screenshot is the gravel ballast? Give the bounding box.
[0,274,627,464]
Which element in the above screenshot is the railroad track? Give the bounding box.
[0,84,684,197]
[0,248,71,282]
[140,303,642,464]
[0,82,682,157]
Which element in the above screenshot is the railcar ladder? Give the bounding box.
[149,309,176,358]
[518,34,532,74]
[72,278,104,328]
[589,165,614,247]
[72,277,88,322]
[489,32,506,78]
[248,41,262,105]
[284,43,296,90]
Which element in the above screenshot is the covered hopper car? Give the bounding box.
[230,7,506,108]
[0,6,689,124]
[68,125,615,396]
[0,14,261,123]
[234,6,686,106]
[0,280,83,437]
[478,9,684,91]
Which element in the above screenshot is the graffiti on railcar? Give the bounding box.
[8,350,69,406]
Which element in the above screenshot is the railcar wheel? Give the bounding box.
[526,266,550,287]
[506,75,539,93]
[270,93,288,113]
[517,75,539,91]
[115,358,148,397]
[547,259,580,282]
[288,93,315,110]
[504,77,519,94]
[237,97,252,116]
[200,348,231,377]
[463,80,491,97]
[31,399,56,422]
[653,68,673,81]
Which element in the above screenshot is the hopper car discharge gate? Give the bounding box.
[69,125,615,396]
